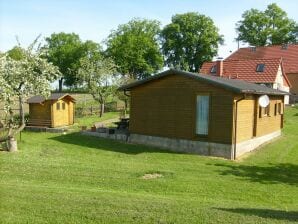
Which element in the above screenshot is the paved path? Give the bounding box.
[94,118,120,127]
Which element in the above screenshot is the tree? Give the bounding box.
[43,32,85,91]
[77,56,117,117]
[0,41,60,151]
[75,40,103,88]
[116,76,134,118]
[236,3,298,46]
[7,46,25,60]
[161,12,223,72]
[106,18,163,80]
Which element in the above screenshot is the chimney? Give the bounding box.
[216,59,223,76]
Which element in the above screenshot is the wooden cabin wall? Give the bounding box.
[129,74,234,144]
[52,99,70,127]
[28,102,51,126]
[68,101,74,125]
[234,96,255,143]
[255,96,284,137]
[235,95,284,143]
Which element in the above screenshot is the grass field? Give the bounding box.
[74,112,120,129]
[0,107,297,223]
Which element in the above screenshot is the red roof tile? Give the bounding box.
[200,58,290,87]
[226,44,298,74]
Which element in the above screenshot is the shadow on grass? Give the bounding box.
[216,208,298,222]
[50,132,180,155]
[211,163,298,185]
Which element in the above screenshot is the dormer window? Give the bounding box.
[256,64,265,72]
[250,46,256,52]
[210,65,217,73]
[282,44,288,50]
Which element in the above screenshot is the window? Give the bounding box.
[210,65,217,74]
[259,105,270,118]
[281,44,288,50]
[256,64,265,72]
[56,102,60,110]
[274,102,283,115]
[265,105,270,116]
[250,46,256,52]
[277,103,283,114]
[196,95,209,135]
[274,103,278,116]
[62,102,66,110]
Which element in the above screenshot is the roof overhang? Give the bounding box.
[27,93,76,104]
[118,69,289,96]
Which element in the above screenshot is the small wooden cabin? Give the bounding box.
[119,69,288,159]
[27,93,75,128]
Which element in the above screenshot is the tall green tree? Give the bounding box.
[236,3,298,46]
[43,32,85,91]
[161,12,223,72]
[106,18,163,80]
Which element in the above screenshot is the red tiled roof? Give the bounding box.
[226,44,298,74]
[200,58,290,86]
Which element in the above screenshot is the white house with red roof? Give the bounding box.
[200,58,290,104]
[200,44,298,104]
[225,44,298,101]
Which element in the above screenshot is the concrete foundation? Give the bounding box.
[81,131,128,141]
[235,130,281,158]
[25,126,69,133]
[129,134,232,159]
[81,130,281,160]
[129,131,281,159]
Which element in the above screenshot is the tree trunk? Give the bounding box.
[7,137,17,152]
[58,78,63,92]
[19,95,25,126]
[99,103,105,117]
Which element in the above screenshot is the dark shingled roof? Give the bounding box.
[119,69,289,96]
[27,93,75,104]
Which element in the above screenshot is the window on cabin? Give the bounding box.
[210,65,217,74]
[281,44,288,50]
[278,103,283,114]
[274,102,283,115]
[62,102,66,110]
[259,104,270,118]
[196,95,209,135]
[265,105,270,116]
[256,64,265,72]
[56,102,60,110]
[274,103,278,116]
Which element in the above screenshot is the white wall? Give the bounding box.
[274,65,290,104]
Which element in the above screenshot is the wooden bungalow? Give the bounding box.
[27,93,75,128]
[119,69,288,159]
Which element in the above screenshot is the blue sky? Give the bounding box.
[0,0,297,58]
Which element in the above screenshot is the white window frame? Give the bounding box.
[196,95,210,135]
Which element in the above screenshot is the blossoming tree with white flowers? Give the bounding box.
[0,41,60,151]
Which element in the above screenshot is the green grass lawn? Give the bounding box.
[74,112,120,130]
[0,107,297,223]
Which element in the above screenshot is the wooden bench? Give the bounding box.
[27,119,52,127]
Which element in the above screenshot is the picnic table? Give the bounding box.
[114,118,129,130]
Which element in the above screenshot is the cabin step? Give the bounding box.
[27,119,52,127]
